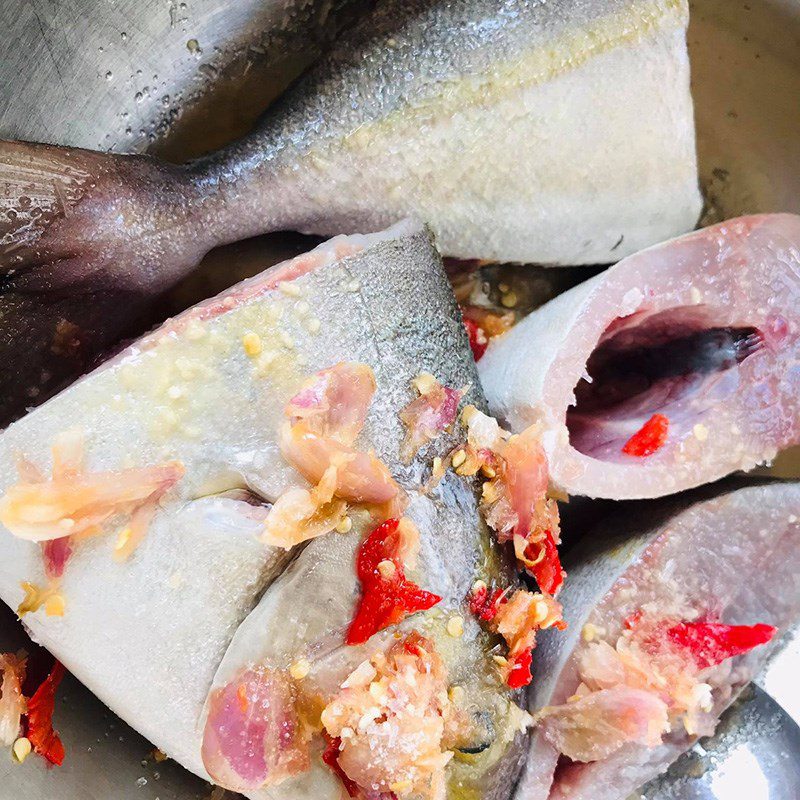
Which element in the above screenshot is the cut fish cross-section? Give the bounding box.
[480,214,800,499]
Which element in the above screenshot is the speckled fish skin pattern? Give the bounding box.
[0,223,525,799]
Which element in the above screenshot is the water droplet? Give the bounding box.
[105,71,113,81]
[120,31,127,40]
[98,46,104,52]
[135,777,147,788]
[161,95,170,107]
[186,38,201,54]
[125,127,132,135]
[136,69,142,76]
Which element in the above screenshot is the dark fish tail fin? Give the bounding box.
[0,140,210,424]
[0,140,207,294]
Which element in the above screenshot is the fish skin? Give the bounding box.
[0,220,524,797]
[516,479,800,800]
[479,214,800,500]
[0,0,699,423]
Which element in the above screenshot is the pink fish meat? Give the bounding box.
[517,480,800,800]
[480,215,800,499]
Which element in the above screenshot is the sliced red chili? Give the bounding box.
[506,649,533,689]
[624,610,644,630]
[26,661,66,766]
[347,519,441,646]
[463,317,488,361]
[322,734,360,798]
[524,530,564,595]
[468,585,506,622]
[622,413,670,457]
[666,621,776,670]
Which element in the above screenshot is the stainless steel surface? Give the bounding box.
[0,604,212,799]
[0,0,351,159]
[639,684,800,800]
[756,625,800,726]
[0,0,799,798]
[689,0,800,222]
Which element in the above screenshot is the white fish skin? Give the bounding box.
[0,220,523,794]
[0,0,700,422]
[480,214,800,500]
[515,480,800,800]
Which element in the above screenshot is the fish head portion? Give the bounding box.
[480,214,800,499]
[516,480,800,800]
[0,219,527,797]
[192,228,529,797]
[203,484,528,800]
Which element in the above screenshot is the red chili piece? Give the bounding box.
[463,317,488,361]
[26,661,66,766]
[507,650,533,690]
[524,530,564,595]
[346,519,441,646]
[622,414,670,457]
[468,585,506,622]
[624,610,644,630]
[322,734,360,798]
[666,621,777,670]
[322,734,398,800]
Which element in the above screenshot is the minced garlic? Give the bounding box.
[336,516,353,534]
[12,737,31,764]
[242,332,263,357]
[446,617,465,638]
[289,658,311,681]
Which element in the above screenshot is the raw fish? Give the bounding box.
[516,480,800,800]
[480,215,800,499]
[0,221,526,798]
[0,0,700,422]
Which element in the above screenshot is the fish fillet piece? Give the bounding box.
[515,480,800,800]
[480,214,800,499]
[0,220,525,796]
[0,0,700,422]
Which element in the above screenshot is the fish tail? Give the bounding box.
[0,139,210,295]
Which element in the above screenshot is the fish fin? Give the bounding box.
[0,140,209,424]
[0,139,206,294]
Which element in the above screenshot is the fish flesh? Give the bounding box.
[0,220,527,797]
[479,214,800,499]
[516,479,800,800]
[0,0,700,423]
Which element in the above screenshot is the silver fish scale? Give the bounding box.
[212,0,635,168]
